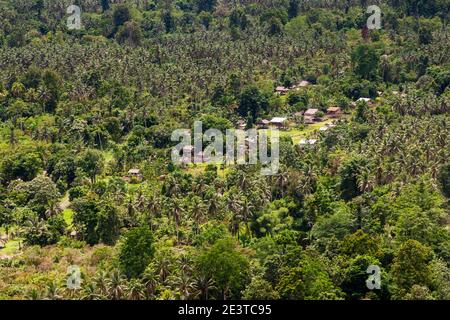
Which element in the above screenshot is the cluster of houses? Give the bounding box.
[251,106,342,130]
[180,146,213,164]
[275,80,311,95]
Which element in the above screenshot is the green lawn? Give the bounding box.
[62,209,74,228]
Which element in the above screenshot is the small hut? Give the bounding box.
[304,109,319,124]
[275,86,289,95]
[256,119,270,129]
[270,117,289,130]
[327,107,342,118]
[127,169,143,183]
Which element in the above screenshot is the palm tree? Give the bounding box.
[357,166,375,193]
[80,282,103,300]
[171,272,194,300]
[45,203,62,218]
[45,281,63,300]
[274,168,289,197]
[93,270,109,297]
[240,198,254,237]
[169,198,184,241]
[106,270,127,300]
[25,288,42,300]
[127,279,145,300]
[192,275,216,300]
[189,196,206,225]
[142,266,159,299]
[206,193,222,218]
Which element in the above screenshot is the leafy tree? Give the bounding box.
[72,195,101,245]
[162,10,176,33]
[341,255,383,300]
[391,240,433,298]
[229,8,248,30]
[42,69,61,113]
[238,86,269,123]
[116,21,142,47]
[97,203,121,245]
[311,202,355,245]
[268,17,283,36]
[196,237,250,299]
[0,149,43,184]
[22,175,61,217]
[341,230,380,258]
[119,226,155,278]
[76,149,104,183]
[113,5,131,27]
[351,44,379,80]
[277,250,344,300]
[242,276,280,300]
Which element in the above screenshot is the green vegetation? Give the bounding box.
[0,0,449,300]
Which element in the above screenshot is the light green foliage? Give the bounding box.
[196,237,250,299]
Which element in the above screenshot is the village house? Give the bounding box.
[269,117,289,130]
[196,151,211,163]
[357,97,371,103]
[291,80,310,90]
[256,119,270,129]
[299,139,318,146]
[351,97,373,108]
[275,86,289,95]
[304,108,319,124]
[127,168,143,183]
[327,107,342,118]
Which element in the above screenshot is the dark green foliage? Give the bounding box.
[119,226,155,278]
[97,203,121,245]
[196,0,217,13]
[0,149,43,184]
[438,163,450,198]
[238,87,269,123]
[113,5,131,27]
[351,44,380,80]
[339,156,367,201]
[196,237,250,299]
[101,0,110,12]
[288,0,299,19]
[72,196,101,245]
[0,0,448,301]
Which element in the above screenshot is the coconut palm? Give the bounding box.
[192,275,216,300]
[127,279,146,300]
[106,270,127,300]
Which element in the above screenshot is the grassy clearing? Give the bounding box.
[262,118,335,144]
[62,209,74,228]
